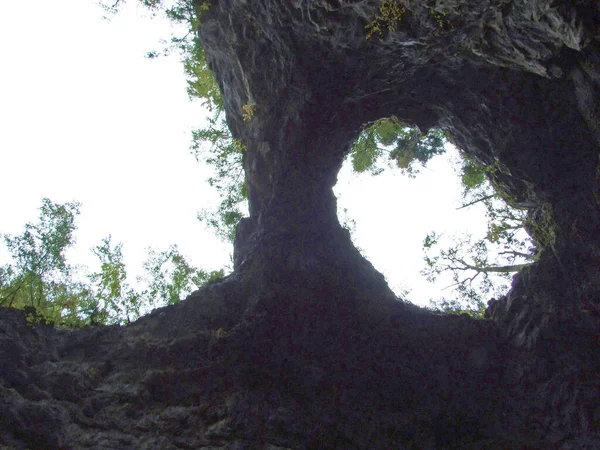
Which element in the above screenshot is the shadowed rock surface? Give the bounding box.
[1,0,599,448]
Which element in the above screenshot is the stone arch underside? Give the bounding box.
[1,1,599,448]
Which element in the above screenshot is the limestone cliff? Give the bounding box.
[1,0,599,448]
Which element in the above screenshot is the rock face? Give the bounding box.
[1,0,599,448]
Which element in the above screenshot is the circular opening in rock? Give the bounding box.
[335,119,535,315]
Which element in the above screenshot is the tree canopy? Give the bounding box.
[0,199,223,327]
[350,118,445,177]
[420,155,536,316]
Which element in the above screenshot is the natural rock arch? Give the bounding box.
[207,0,599,345]
[1,1,599,448]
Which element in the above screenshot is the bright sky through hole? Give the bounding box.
[0,0,490,307]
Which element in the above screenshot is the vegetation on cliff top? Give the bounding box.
[0,198,223,327]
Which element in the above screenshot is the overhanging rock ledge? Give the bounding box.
[1,1,599,448]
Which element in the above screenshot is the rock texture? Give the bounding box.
[1,0,599,448]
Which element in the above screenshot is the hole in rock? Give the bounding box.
[334,118,535,315]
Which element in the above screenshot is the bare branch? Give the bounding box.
[498,250,533,259]
[456,260,531,274]
[456,194,495,210]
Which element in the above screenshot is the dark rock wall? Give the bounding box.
[1,283,513,449]
[1,0,599,448]
[202,0,600,346]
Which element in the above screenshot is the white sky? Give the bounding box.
[0,0,491,307]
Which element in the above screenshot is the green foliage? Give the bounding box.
[421,153,538,314]
[3,198,80,285]
[460,158,487,191]
[98,0,160,18]
[365,0,406,41]
[0,198,81,320]
[458,160,536,261]
[48,280,96,327]
[427,297,486,318]
[85,238,224,324]
[232,139,247,153]
[191,111,248,242]
[101,0,221,112]
[391,128,445,176]
[99,0,211,24]
[350,124,385,176]
[422,231,522,313]
[181,36,223,111]
[141,244,223,306]
[1,199,223,327]
[0,200,115,327]
[25,307,55,326]
[87,236,142,324]
[349,118,446,178]
[163,0,211,27]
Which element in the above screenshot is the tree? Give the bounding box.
[0,198,225,326]
[347,121,535,315]
[191,114,248,243]
[0,198,81,321]
[349,117,446,178]
[48,281,96,326]
[87,238,225,324]
[421,155,536,316]
[87,236,143,325]
[348,125,537,316]
[141,244,224,307]
[422,230,531,315]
